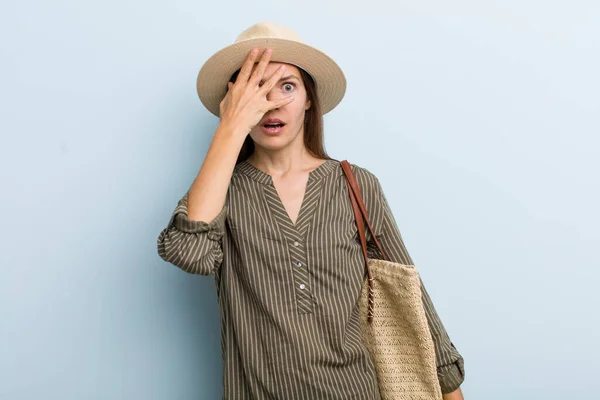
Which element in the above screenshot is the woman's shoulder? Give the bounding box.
[342,160,381,189]
[338,161,385,219]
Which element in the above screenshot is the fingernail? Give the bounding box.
[265,48,272,54]
[251,48,259,55]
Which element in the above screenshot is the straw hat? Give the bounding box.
[196,22,347,117]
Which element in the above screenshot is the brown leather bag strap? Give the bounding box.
[340,160,387,261]
[340,160,388,322]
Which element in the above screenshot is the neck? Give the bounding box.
[247,126,320,176]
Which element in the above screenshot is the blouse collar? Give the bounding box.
[236,158,340,185]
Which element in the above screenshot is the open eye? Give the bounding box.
[283,82,295,92]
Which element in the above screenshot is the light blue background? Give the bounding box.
[1,1,598,399]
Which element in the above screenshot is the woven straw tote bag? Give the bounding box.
[340,160,443,400]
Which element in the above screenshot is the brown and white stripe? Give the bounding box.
[157,158,464,398]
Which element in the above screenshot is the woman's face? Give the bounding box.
[248,62,311,151]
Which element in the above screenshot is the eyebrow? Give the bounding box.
[259,75,301,85]
[280,75,300,82]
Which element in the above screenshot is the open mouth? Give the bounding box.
[261,120,286,134]
[263,123,285,129]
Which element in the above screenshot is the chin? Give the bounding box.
[253,138,290,152]
[250,130,295,147]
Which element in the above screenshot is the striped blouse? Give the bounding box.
[157,158,465,399]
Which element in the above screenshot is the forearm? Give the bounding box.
[187,123,246,223]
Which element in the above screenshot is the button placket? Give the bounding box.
[287,235,313,314]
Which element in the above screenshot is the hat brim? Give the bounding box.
[196,38,346,117]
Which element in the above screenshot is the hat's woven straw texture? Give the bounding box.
[359,259,443,400]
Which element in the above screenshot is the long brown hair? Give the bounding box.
[227,66,333,165]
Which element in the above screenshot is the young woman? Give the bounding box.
[158,22,465,400]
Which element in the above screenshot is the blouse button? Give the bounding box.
[299,284,306,290]
[293,241,300,247]
[296,261,302,267]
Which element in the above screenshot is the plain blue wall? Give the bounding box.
[2,1,599,399]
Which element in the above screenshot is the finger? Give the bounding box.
[267,95,295,111]
[258,64,287,95]
[227,82,233,90]
[236,48,259,84]
[248,48,273,86]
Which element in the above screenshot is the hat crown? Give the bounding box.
[235,22,304,44]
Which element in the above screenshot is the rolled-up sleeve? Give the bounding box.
[420,281,465,393]
[157,191,228,275]
[360,170,465,393]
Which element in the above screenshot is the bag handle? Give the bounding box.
[340,160,388,322]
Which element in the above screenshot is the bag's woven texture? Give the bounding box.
[358,259,442,399]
